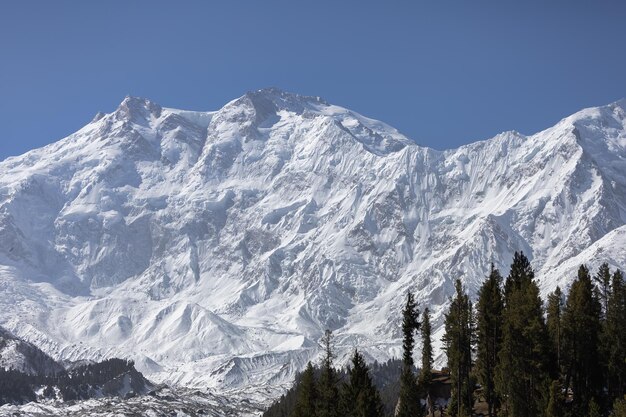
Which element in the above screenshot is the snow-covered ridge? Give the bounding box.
[0,89,625,394]
[0,326,64,376]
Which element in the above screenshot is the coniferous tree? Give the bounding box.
[318,330,339,417]
[545,379,565,417]
[418,308,433,392]
[596,263,613,410]
[476,264,503,417]
[546,286,564,373]
[496,251,551,417]
[340,349,384,417]
[603,269,626,404]
[561,265,602,416]
[443,279,474,417]
[396,291,421,417]
[503,251,534,301]
[292,362,318,417]
[266,259,625,417]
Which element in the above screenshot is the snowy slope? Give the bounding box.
[0,386,270,417]
[0,89,625,392]
[0,326,64,376]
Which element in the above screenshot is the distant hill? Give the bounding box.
[0,325,153,406]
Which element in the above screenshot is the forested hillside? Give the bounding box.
[264,253,626,417]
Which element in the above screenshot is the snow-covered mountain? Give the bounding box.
[0,326,64,376]
[1,88,625,392]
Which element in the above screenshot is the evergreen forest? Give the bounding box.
[264,253,626,417]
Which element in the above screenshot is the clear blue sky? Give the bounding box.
[1,1,625,160]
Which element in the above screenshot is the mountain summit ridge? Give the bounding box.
[0,90,625,392]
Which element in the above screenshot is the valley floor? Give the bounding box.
[0,386,276,417]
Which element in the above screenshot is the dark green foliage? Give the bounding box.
[0,358,141,406]
[55,358,143,401]
[562,265,602,414]
[267,256,626,417]
[545,380,565,417]
[397,366,420,417]
[264,391,297,417]
[603,269,626,404]
[265,368,309,417]
[476,264,503,417]
[291,362,317,417]
[0,368,37,405]
[269,332,341,417]
[401,291,419,368]
[504,251,535,301]
[368,359,404,417]
[318,329,339,417]
[546,286,564,372]
[417,307,433,392]
[443,279,474,417]
[264,359,402,417]
[496,251,551,417]
[397,291,421,417]
[340,350,384,417]
[592,263,623,413]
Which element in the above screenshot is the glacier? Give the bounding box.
[0,88,625,397]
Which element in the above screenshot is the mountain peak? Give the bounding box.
[214,87,413,154]
[245,87,327,104]
[236,87,328,117]
[559,98,626,126]
[91,111,106,123]
[115,95,162,123]
[613,97,626,110]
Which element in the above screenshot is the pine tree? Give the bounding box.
[476,264,503,417]
[418,308,433,391]
[596,263,613,410]
[496,251,551,417]
[396,291,421,417]
[546,286,563,372]
[443,279,474,417]
[318,330,339,417]
[604,269,626,403]
[561,265,602,416]
[504,251,534,301]
[545,379,565,417]
[292,362,317,417]
[340,349,384,417]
